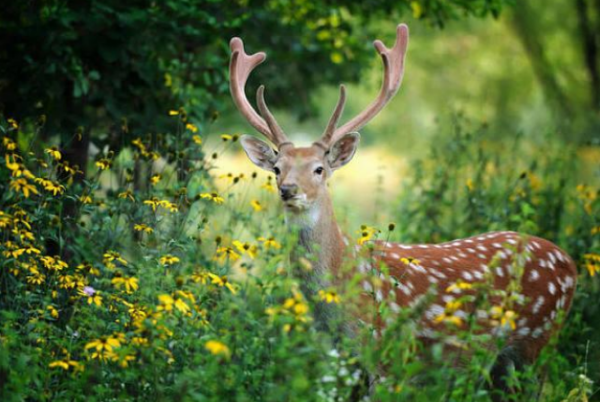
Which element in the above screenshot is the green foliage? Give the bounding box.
[0,113,598,401]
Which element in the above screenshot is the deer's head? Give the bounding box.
[230,25,409,213]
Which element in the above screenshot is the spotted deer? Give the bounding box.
[229,24,577,390]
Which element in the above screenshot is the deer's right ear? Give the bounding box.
[240,135,278,171]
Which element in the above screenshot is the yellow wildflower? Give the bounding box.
[10,178,38,198]
[79,194,93,204]
[200,192,225,204]
[95,158,112,170]
[233,240,258,259]
[186,123,198,133]
[150,174,162,186]
[192,135,202,145]
[133,224,154,234]
[214,246,241,263]
[208,273,237,294]
[258,236,281,249]
[118,190,135,202]
[400,257,421,265]
[584,254,600,276]
[250,199,263,211]
[446,280,473,293]
[169,110,179,116]
[45,146,62,161]
[433,300,463,327]
[261,180,276,193]
[205,340,230,358]
[318,289,340,304]
[159,255,180,265]
[111,276,139,294]
[357,225,378,245]
[490,306,517,330]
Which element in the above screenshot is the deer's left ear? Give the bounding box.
[327,132,360,170]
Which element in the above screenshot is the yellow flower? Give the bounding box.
[356,225,378,245]
[400,257,421,265]
[192,135,202,145]
[208,273,237,294]
[3,137,17,150]
[158,294,175,312]
[433,300,463,327]
[150,174,162,186]
[318,289,340,304]
[220,134,233,141]
[490,306,517,330]
[103,251,128,266]
[169,110,179,116]
[411,1,423,18]
[446,280,473,293]
[214,246,241,264]
[95,158,112,170]
[233,240,258,259]
[49,359,82,371]
[46,305,59,319]
[118,190,135,202]
[7,118,18,129]
[200,192,225,204]
[143,198,161,211]
[159,200,179,213]
[250,199,263,211]
[79,194,93,204]
[34,178,65,195]
[258,236,281,249]
[10,178,38,198]
[191,270,210,284]
[85,336,121,359]
[205,340,230,358]
[134,224,154,234]
[159,255,180,265]
[186,123,199,133]
[111,276,139,294]
[584,254,600,276]
[45,146,62,161]
[261,180,276,193]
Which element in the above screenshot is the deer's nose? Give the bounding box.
[279,184,299,200]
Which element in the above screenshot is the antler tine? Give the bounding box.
[230,37,289,147]
[328,24,409,145]
[315,85,347,148]
[256,85,290,147]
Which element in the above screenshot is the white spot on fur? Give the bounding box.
[362,281,373,292]
[425,304,445,320]
[548,282,557,295]
[495,267,504,277]
[529,270,540,282]
[517,327,531,336]
[532,296,545,314]
[462,272,473,281]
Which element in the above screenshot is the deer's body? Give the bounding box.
[229,23,577,391]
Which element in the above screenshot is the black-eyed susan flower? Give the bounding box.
[261,179,276,193]
[356,225,378,245]
[143,197,161,211]
[205,340,230,358]
[258,236,281,249]
[200,192,225,204]
[208,273,237,294]
[133,224,153,234]
[233,240,258,259]
[490,306,517,330]
[446,280,473,293]
[159,255,180,266]
[79,194,93,204]
[111,276,139,294]
[318,289,341,304]
[150,174,162,186]
[95,158,112,170]
[400,257,421,265]
[186,123,198,133]
[9,178,38,198]
[192,135,202,145]
[250,199,263,211]
[45,146,62,161]
[584,253,600,276]
[433,300,463,327]
[118,190,135,202]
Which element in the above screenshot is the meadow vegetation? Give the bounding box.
[0,112,598,401]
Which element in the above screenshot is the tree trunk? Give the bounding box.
[575,0,600,111]
[509,1,573,123]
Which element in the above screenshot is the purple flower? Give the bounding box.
[83,286,96,296]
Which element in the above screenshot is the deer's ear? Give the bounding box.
[240,135,278,171]
[328,132,360,170]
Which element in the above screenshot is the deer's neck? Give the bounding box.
[286,194,345,281]
[285,194,348,333]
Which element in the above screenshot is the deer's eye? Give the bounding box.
[273,167,281,175]
[314,167,324,175]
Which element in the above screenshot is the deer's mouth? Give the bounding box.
[283,195,310,211]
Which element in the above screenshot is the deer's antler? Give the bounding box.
[229,37,290,148]
[318,24,409,147]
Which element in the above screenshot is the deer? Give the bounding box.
[229,24,577,396]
